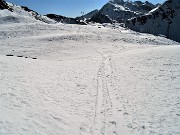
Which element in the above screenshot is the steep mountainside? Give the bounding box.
[126,0,180,42]
[90,0,157,23]
[0,0,55,24]
[0,0,87,25]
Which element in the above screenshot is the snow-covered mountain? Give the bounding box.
[126,0,180,42]
[0,0,55,24]
[90,0,157,23]
[0,0,88,25]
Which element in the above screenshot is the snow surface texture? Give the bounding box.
[126,0,180,43]
[0,20,180,135]
[0,1,180,134]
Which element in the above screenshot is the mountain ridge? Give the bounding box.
[125,0,180,42]
[90,0,157,23]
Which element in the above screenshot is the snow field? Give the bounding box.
[0,22,180,135]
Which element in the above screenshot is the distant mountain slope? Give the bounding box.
[90,0,157,23]
[126,0,180,42]
[46,9,98,24]
[76,9,99,20]
[46,14,87,25]
[0,0,87,25]
[0,0,55,24]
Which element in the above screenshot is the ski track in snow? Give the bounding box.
[90,50,115,135]
[0,22,180,135]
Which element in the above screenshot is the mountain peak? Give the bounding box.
[110,0,125,4]
[90,0,157,23]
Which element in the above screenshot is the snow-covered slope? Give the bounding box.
[90,0,157,23]
[0,1,180,135]
[0,20,180,135]
[0,0,55,24]
[126,0,180,43]
[0,9,39,24]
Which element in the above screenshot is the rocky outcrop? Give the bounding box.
[90,12,112,23]
[46,14,87,25]
[126,0,180,42]
[0,0,13,11]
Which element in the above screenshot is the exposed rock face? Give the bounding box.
[46,14,75,23]
[126,0,180,42]
[90,0,156,23]
[0,0,13,11]
[0,0,8,9]
[90,12,112,23]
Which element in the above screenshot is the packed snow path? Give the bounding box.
[0,23,180,135]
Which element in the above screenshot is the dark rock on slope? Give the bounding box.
[0,0,13,11]
[126,0,180,42]
[46,14,87,25]
[90,12,112,23]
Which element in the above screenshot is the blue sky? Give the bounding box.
[6,0,165,17]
